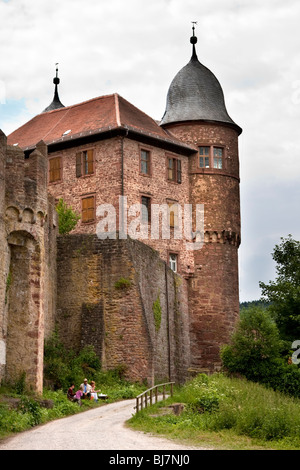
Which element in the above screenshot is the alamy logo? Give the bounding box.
[291,340,300,364]
[95,196,204,251]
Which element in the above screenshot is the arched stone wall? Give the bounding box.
[5,231,43,391]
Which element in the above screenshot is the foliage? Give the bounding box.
[114,277,131,290]
[152,294,162,332]
[55,198,80,235]
[220,306,300,398]
[177,374,224,413]
[44,331,101,391]
[259,235,300,342]
[239,299,270,311]
[221,306,282,377]
[129,373,300,448]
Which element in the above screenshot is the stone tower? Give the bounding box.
[161,29,242,372]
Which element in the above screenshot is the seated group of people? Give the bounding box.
[67,378,106,404]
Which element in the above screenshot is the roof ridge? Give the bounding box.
[40,93,117,115]
[114,93,121,127]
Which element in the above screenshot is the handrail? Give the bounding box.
[135,382,175,413]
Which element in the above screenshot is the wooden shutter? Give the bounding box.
[82,196,95,223]
[177,159,182,183]
[49,157,61,182]
[168,202,178,228]
[87,149,94,174]
[76,153,82,177]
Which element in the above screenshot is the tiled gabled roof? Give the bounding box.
[7,93,196,154]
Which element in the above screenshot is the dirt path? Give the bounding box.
[0,399,208,450]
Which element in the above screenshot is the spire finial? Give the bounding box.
[53,63,60,85]
[190,21,198,60]
[42,63,65,113]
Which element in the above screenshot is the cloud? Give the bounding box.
[0,0,299,301]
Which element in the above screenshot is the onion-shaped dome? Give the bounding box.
[160,32,242,134]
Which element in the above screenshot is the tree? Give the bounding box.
[55,198,80,235]
[221,306,283,381]
[259,235,300,342]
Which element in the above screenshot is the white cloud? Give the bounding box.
[0,0,299,301]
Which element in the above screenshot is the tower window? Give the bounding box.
[49,157,62,183]
[199,147,210,168]
[140,149,151,175]
[76,149,94,177]
[199,146,224,169]
[213,147,223,169]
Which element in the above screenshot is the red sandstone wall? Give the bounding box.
[164,122,241,372]
[47,136,195,276]
[56,235,190,385]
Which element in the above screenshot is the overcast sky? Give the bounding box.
[0,0,299,302]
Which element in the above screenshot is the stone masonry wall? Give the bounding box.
[56,234,190,385]
[0,131,57,393]
[164,122,241,372]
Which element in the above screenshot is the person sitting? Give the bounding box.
[80,378,92,399]
[90,381,101,402]
[67,384,81,405]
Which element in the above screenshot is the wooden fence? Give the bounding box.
[135,382,175,413]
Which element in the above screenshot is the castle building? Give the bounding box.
[2,30,242,389]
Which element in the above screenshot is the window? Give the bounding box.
[168,201,179,228]
[141,149,150,175]
[141,196,151,223]
[199,146,224,169]
[49,157,62,183]
[199,146,210,168]
[82,195,95,223]
[169,253,178,273]
[167,157,182,183]
[213,147,223,169]
[76,149,94,177]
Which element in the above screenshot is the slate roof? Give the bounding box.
[160,46,242,135]
[8,93,195,154]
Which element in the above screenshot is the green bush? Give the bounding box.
[220,306,300,398]
[44,333,101,391]
[56,198,80,235]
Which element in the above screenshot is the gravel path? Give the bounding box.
[0,399,208,451]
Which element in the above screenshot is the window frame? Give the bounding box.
[81,194,96,224]
[76,148,95,178]
[169,252,179,273]
[140,148,151,176]
[140,195,151,224]
[198,145,225,170]
[166,155,182,184]
[49,156,62,183]
[167,199,179,229]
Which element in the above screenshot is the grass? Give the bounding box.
[0,369,145,441]
[2,364,300,450]
[128,373,300,450]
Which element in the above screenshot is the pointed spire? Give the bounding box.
[190,21,198,60]
[42,64,65,113]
